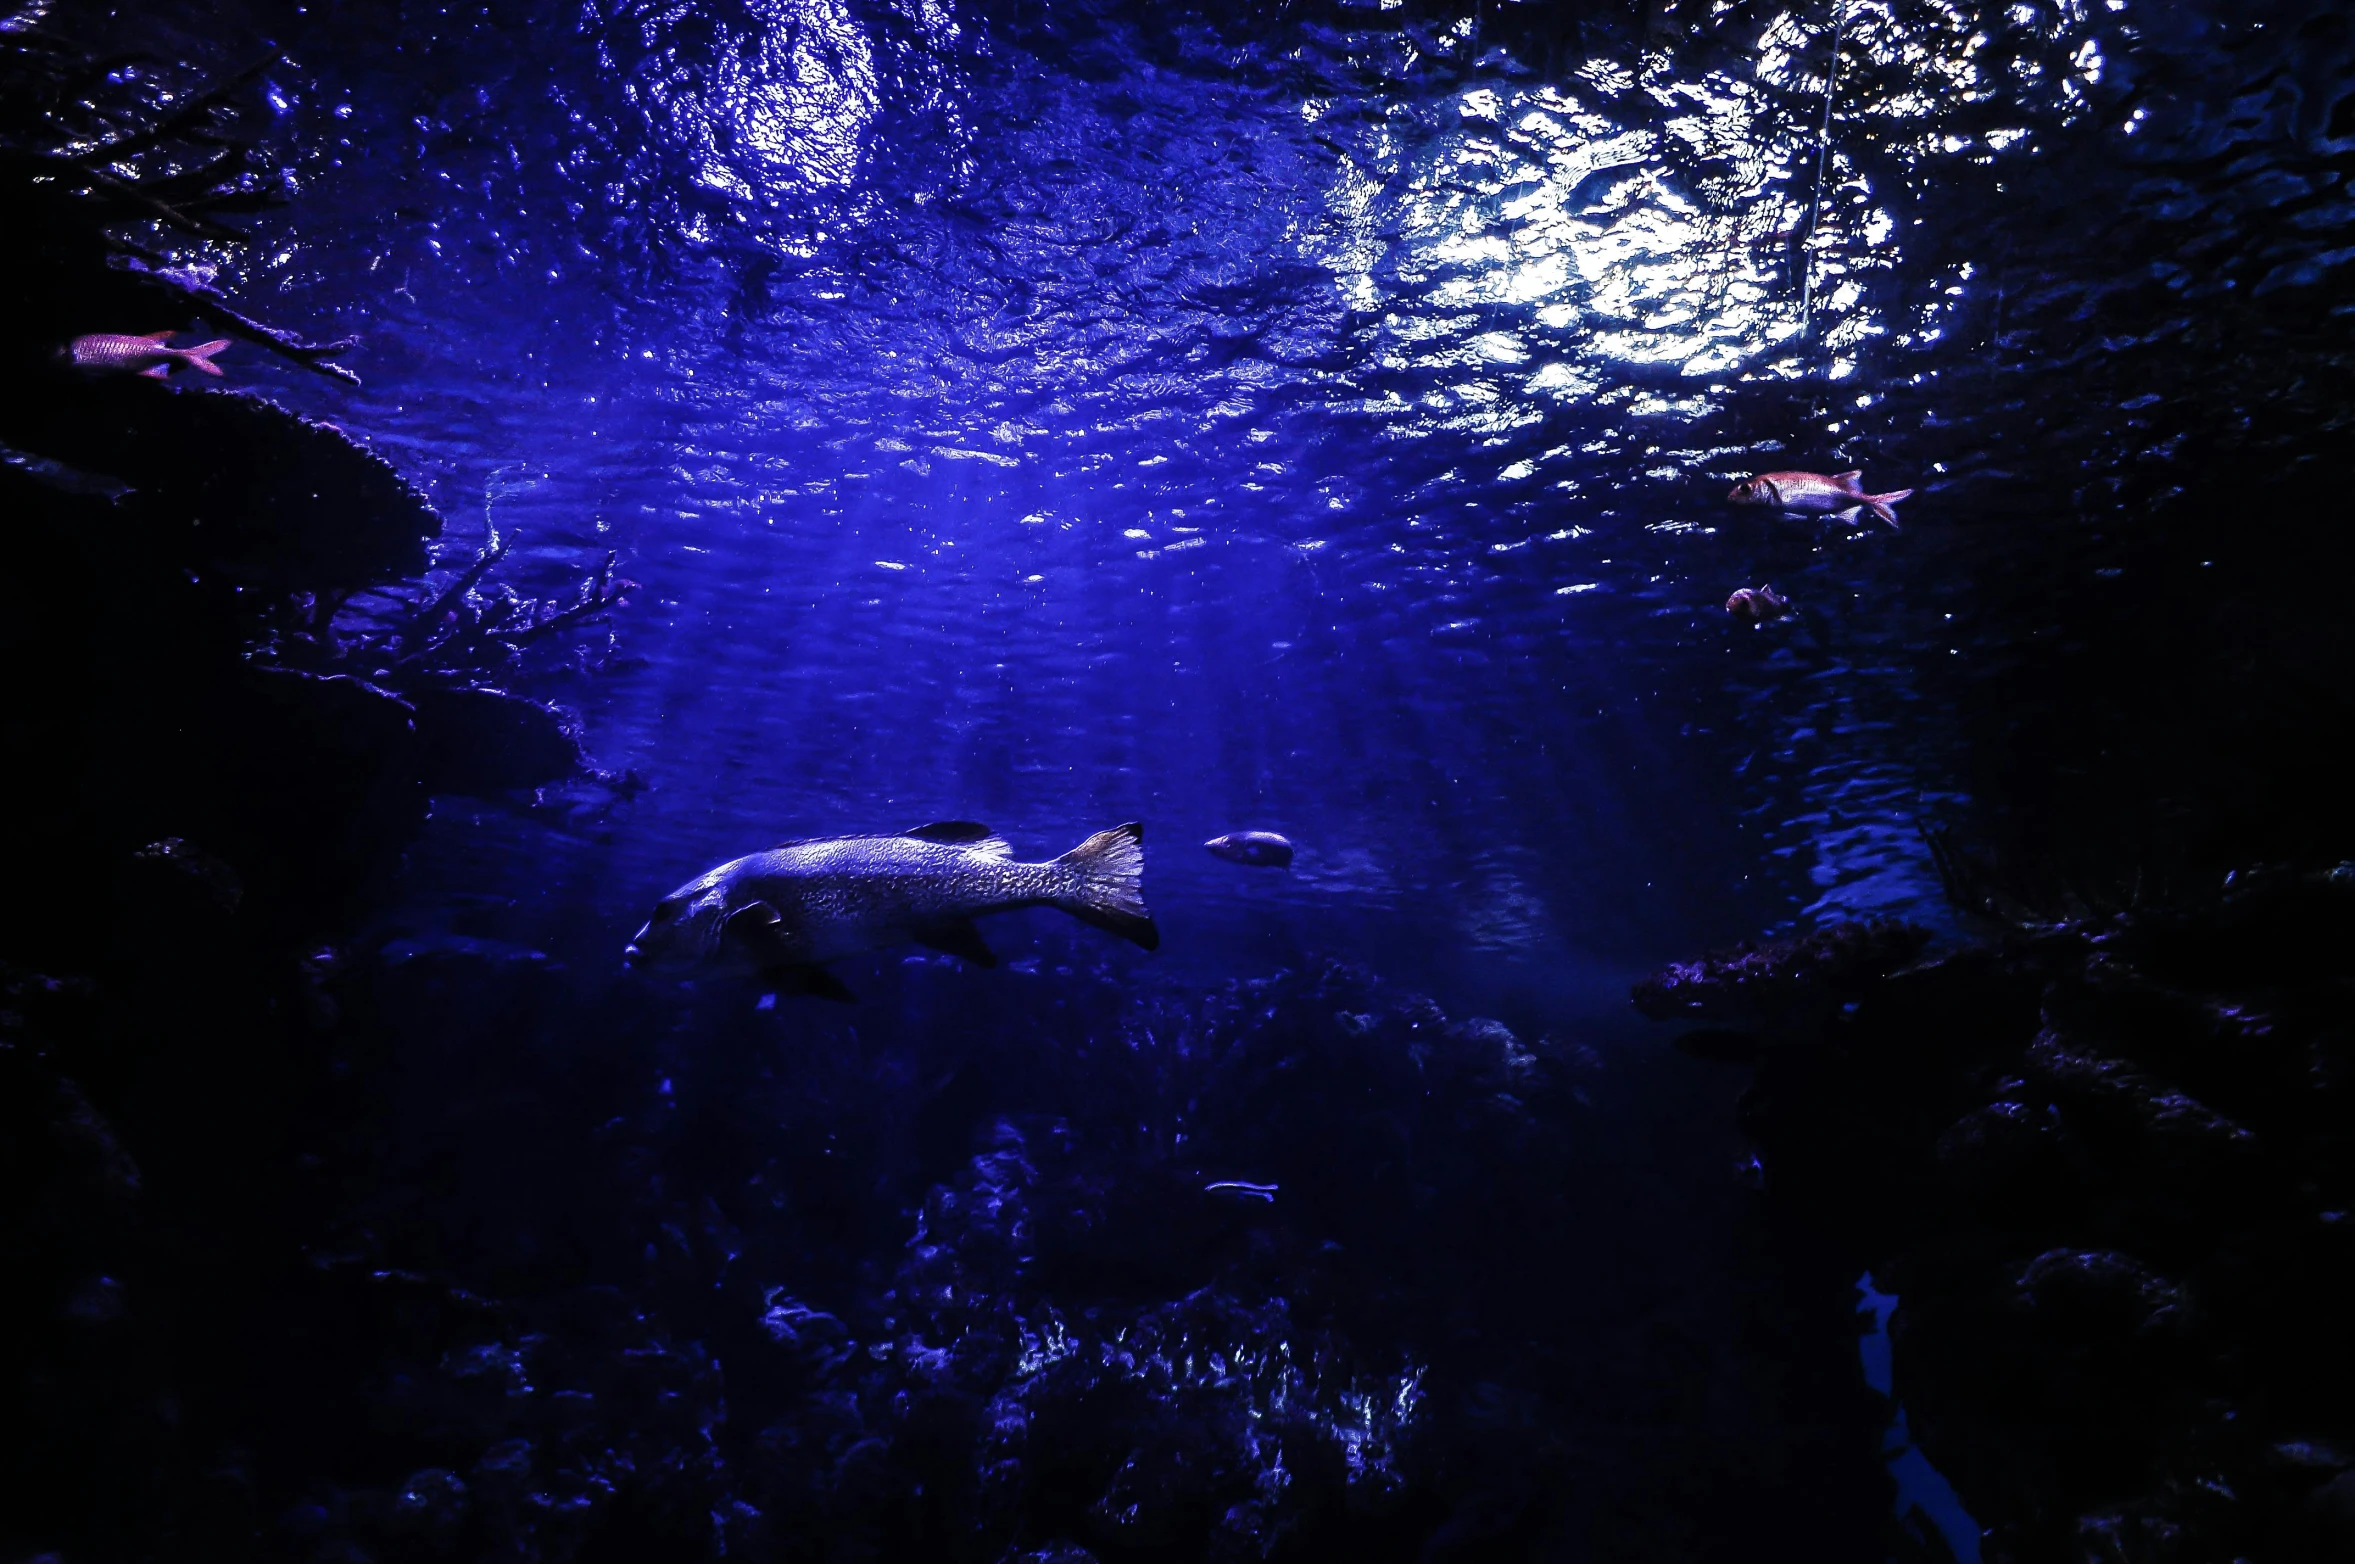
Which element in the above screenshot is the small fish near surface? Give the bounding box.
[1725,584,1792,626]
[1205,831,1293,868]
[65,331,230,380]
[624,820,1158,1001]
[1728,469,1912,528]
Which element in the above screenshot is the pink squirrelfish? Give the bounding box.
[1727,469,1913,528]
[66,331,230,380]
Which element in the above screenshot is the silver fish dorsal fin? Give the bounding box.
[903,820,996,843]
[1832,470,1863,490]
[766,824,1014,856]
[901,820,1013,857]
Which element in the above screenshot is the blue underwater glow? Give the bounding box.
[227,0,2032,1008]
[19,0,2355,1556]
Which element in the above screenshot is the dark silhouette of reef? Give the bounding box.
[0,11,627,952]
[1643,874,2355,1561]
[0,15,623,1561]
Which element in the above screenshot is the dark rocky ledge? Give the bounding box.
[0,20,627,1559]
[0,18,629,950]
[1641,871,2355,1562]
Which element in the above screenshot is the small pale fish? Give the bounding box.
[1204,1181,1279,1202]
[66,331,230,380]
[624,820,1157,1001]
[1205,830,1293,868]
[1725,584,1792,626]
[1728,469,1913,528]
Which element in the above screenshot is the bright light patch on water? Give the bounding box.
[1306,18,1972,417]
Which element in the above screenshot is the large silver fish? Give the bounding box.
[623,820,1157,1000]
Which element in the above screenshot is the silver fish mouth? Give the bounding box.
[621,942,644,968]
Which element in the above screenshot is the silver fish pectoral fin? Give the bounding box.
[725,899,788,952]
[912,920,999,968]
[721,902,857,1002]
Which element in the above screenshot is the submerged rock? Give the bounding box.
[1,379,438,592]
[1631,918,1931,1023]
[407,684,585,796]
[1643,882,2355,1561]
[129,837,243,913]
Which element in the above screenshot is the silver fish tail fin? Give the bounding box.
[179,339,230,376]
[1051,822,1159,951]
[1864,488,1913,528]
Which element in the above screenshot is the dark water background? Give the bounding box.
[45,0,2355,1557]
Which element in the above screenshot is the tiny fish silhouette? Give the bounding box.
[66,331,230,379]
[1728,469,1912,528]
[1725,584,1792,625]
[1204,1181,1279,1202]
[1205,831,1293,868]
